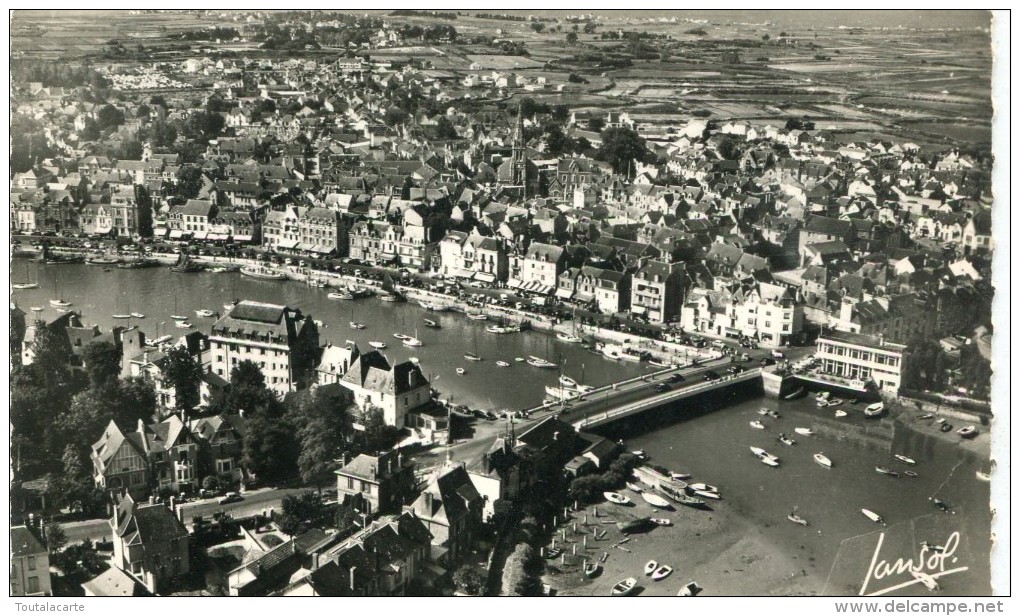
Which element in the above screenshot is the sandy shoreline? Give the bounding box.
[544,491,826,597]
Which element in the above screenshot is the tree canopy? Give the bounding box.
[596,127,653,174]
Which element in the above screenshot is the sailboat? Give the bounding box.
[170,296,188,321]
[49,272,71,307]
[12,262,38,289]
[349,305,365,330]
[403,328,423,347]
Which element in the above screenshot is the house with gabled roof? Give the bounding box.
[110,494,190,594]
[406,463,483,566]
[339,351,430,429]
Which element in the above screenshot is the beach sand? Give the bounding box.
[543,492,826,597]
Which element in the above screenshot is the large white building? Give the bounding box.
[815,330,906,394]
[339,351,431,430]
[208,301,320,397]
[681,282,804,348]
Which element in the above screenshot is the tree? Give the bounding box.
[82,340,122,389]
[359,407,402,453]
[718,136,741,161]
[242,412,297,483]
[162,346,203,412]
[384,106,409,127]
[502,543,542,596]
[45,524,68,554]
[587,116,605,132]
[565,32,578,45]
[597,127,652,174]
[97,104,126,130]
[568,72,588,84]
[453,565,485,595]
[583,22,597,34]
[222,360,281,416]
[434,116,459,140]
[530,23,545,33]
[289,388,353,489]
[202,475,220,492]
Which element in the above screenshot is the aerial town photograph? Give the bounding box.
[9,8,1002,602]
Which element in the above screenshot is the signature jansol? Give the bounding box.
[860,531,968,596]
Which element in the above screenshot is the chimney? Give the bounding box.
[39,519,46,542]
[371,464,377,480]
[423,491,434,512]
[111,499,119,528]
[349,566,357,592]
[553,431,560,441]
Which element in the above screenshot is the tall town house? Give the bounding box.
[209,301,320,397]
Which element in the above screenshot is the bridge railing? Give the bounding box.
[573,368,763,430]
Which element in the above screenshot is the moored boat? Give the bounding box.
[814,452,832,468]
[328,291,354,300]
[678,581,702,596]
[604,492,631,505]
[584,562,601,578]
[650,517,672,526]
[976,470,991,482]
[778,433,796,446]
[527,356,557,369]
[864,402,885,417]
[904,471,919,478]
[195,309,215,318]
[957,426,978,438]
[657,482,705,508]
[643,561,657,576]
[112,314,132,319]
[402,336,423,347]
[834,410,848,418]
[794,427,814,436]
[641,492,671,508]
[240,265,285,280]
[559,375,579,389]
[827,398,844,407]
[456,368,466,375]
[423,318,441,328]
[50,299,72,307]
[556,332,583,343]
[626,482,643,493]
[783,387,806,400]
[11,282,38,289]
[670,472,691,481]
[788,512,809,526]
[651,565,673,581]
[175,321,193,329]
[749,420,766,430]
[369,341,387,349]
[466,312,487,321]
[464,353,482,361]
[393,333,410,340]
[611,578,637,596]
[496,360,510,367]
[875,466,899,478]
[862,508,884,524]
[688,482,718,494]
[130,312,145,319]
[893,454,916,465]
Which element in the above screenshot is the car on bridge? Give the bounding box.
[760,357,776,367]
[703,370,721,382]
[727,365,746,374]
[654,383,671,393]
[668,373,685,384]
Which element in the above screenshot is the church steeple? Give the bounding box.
[511,103,528,195]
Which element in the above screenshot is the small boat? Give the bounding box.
[112,314,132,319]
[976,470,991,482]
[556,332,583,343]
[783,387,806,400]
[467,312,487,321]
[816,392,831,402]
[152,335,172,345]
[175,321,193,329]
[768,410,782,419]
[602,347,622,360]
[631,450,646,458]
[240,265,285,280]
[369,341,387,349]
[527,356,558,369]
[875,466,900,478]
[626,482,643,493]
[55,308,71,313]
[904,471,920,478]
[651,565,673,581]
[827,398,844,406]
[688,483,718,494]
[545,547,562,559]
[402,336,423,347]
[86,256,120,265]
[814,453,832,468]
[917,413,935,420]
[393,333,410,340]
[957,426,978,438]
[328,291,355,300]
[657,482,706,507]
[349,322,366,329]
[50,299,72,307]
[130,312,145,319]
[409,357,419,364]
[778,434,796,446]
[760,455,780,467]
[584,562,601,578]
[670,472,691,481]
[749,446,769,457]
[749,420,766,430]
[617,518,652,533]
[794,427,814,436]
[643,561,658,576]
[641,492,671,508]
[604,492,631,505]
[788,512,808,526]
[559,375,579,388]
[464,353,482,361]
[893,455,916,465]
[911,570,940,592]
[30,307,43,312]
[651,518,672,526]
[423,318,441,328]
[195,309,215,318]
[862,509,884,524]
[12,282,38,289]
[307,279,328,288]
[930,498,952,513]
[515,357,525,362]
[678,581,702,597]
[757,408,770,416]
[940,423,953,433]
[692,489,721,500]
[611,578,637,596]
[456,368,466,375]
[865,402,885,417]
[834,410,848,418]
[378,293,404,303]
[496,360,510,367]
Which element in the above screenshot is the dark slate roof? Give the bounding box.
[10,526,46,557]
